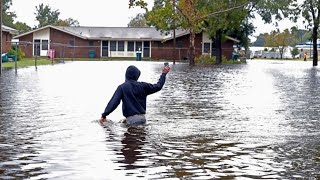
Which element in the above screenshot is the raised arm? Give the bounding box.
[143,66,170,95]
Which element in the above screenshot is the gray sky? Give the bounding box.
[10,0,306,40]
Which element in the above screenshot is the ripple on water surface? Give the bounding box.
[0,60,319,179]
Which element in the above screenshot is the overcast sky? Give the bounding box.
[10,0,306,40]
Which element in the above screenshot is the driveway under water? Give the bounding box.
[0,60,319,179]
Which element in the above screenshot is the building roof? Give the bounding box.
[13,25,188,41]
[2,25,19,35]
[13,25,239,43]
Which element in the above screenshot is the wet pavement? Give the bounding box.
[0,60,319,179]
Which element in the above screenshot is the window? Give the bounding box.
[156,41,163,47]
[143,41,150,48]
[128,41,134,51]
[88,41,94,46]
[69,39,75,46]
[177,40,183,48]
[204,43,210,53]
[135,41,142,51]
[211,40,217,56]
[110,41,117,51]
[42,40,49,50]
[118,41,124,51]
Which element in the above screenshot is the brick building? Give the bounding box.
[2,25,19,53]
[13,25,238,60]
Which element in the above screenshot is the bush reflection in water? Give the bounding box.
[0,60,319,179]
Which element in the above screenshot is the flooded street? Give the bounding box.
[0,60,319,179]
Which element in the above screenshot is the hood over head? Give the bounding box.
[125,65,141,81]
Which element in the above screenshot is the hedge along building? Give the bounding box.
[2,25,19,53]
[13,25,238,60]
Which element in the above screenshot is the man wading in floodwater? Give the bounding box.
[100,64,170,125]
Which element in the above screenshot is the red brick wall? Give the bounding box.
[50,28,101,58]
[221,40,234,60]
[18,33,33,57]
[151,32,210,60]
[2,31,13,53]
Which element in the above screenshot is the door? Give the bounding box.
[102,41,108,57]
[34,39,41,56]
[143,41,150,58]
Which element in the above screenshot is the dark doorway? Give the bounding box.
[143,41,150,58]
[102,41,109,57]
[34,39,41,56]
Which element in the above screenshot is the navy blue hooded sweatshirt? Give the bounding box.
[101,65,167,118]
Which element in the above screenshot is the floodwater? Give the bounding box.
[0,60,319,179]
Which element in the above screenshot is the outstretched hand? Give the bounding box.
[99,118,107,124]
[162,66,170,74]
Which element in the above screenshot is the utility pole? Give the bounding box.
[0,0,3,76]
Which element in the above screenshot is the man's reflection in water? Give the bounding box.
[118,126,147,169]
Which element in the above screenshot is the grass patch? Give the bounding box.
[2,58,56,68]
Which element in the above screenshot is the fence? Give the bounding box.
[4,40,236,62]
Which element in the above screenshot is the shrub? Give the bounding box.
[195,55,234,64]
[291,47,299,59]
[7,47,25,61]
[195,54,216,64]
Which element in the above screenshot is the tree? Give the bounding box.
[128,13,149,27]
[299,0,320,66]
[35,3,60,28]
[264,29,293,59]
[291,47,299,59]
[2,0,16,27]
[55,18,80,27]
[252,33,267,46]
[132,0,247,65]
[34,3,80,28]
[13,21,32,33]
[203,0,249,64]
[146,0,181,64]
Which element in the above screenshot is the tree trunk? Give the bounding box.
[0,0,2,76]
[312,26,318,66]
[173,28,176,64]
[215,30,222,64]
[189,30,195,66]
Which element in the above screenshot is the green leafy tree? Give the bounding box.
[55,18,80,27]
[299,0,320,66]
[146,0,182,64]
[203,0,249,64]
[264,29,293,59]
[13,21,32,33]
[128,13,149,27]
[34,4,80,28]
[35,3,60,28]
[291,47,299,59]
[131,0,247,65]
[2,0,16,27]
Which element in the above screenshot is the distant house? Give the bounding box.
[2,25,19,53]
[13,25,238,60]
